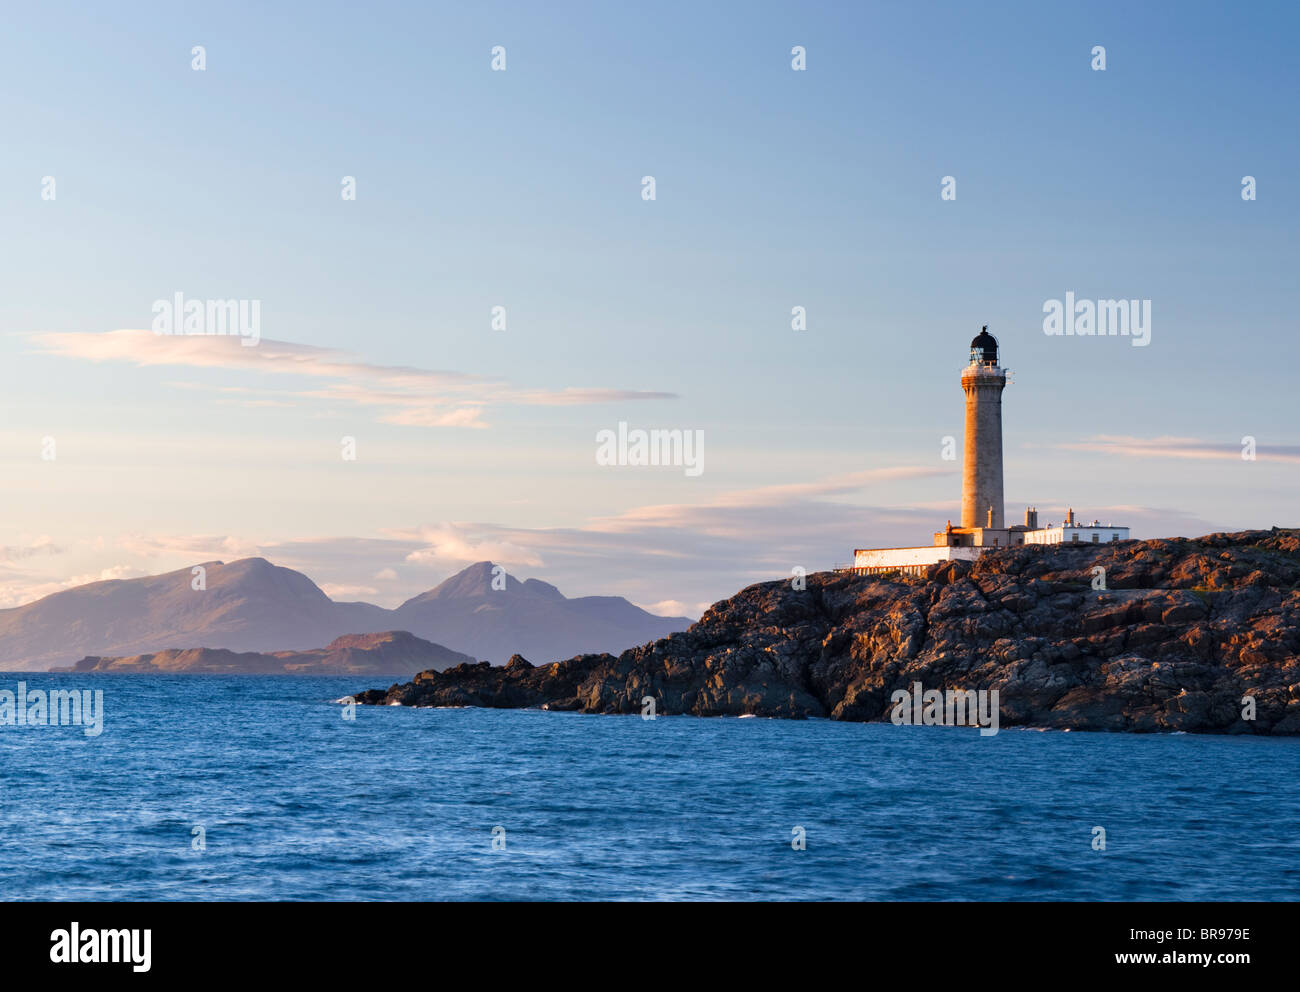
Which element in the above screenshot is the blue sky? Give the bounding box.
[0,0,1296,613]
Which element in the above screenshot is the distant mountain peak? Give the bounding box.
[405,561,533,604]
[521,577,564,601]
[412,562,570,603]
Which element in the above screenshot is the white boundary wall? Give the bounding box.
[851,545,984,573]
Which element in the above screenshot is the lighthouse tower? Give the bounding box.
[960,326,1006,531]
[847,321,1133,575]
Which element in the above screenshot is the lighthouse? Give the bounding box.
[960,326,1006,531]
[846,324,1132,575]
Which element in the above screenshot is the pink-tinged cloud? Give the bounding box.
[319,584,379,599]
[0,536,63,563]
[29,330,676,428]
[1054,435,1300,464]
[583,466,954,533]
[0,564,148,608]
[390,524,547,568]
[116,533,265,560]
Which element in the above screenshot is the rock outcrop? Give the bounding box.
[352,530,1300,734]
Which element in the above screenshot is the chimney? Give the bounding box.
[1025,506,1038,529]
[1065,507,1075,526]
[987,505,994,528]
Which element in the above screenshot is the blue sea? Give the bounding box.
[1,674,1296,901]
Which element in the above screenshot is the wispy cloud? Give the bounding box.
[392,523,546,568]
[0,536,62,563]
[584,466,953,531]
[30,330,676,428]
[1051,435,1300,464]
[116,533,265,560]
[319,583,379,599]
[640,598,714,618]
[0,564,146,608]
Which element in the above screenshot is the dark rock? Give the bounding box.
[352,529,1300,734]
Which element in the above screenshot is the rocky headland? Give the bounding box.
[352,530,1300,734]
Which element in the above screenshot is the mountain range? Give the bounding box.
[0,559,690,671]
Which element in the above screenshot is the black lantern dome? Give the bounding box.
[970,325,998,364]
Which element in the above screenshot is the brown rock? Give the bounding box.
[352,529,1300,735]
